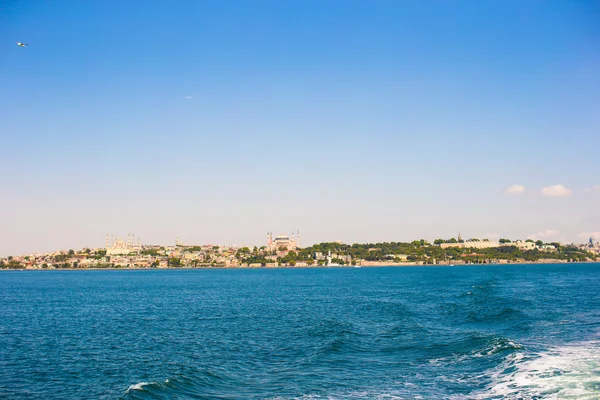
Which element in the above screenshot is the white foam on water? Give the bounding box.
[476,341,600,399]
[125,381,155,393]
[267,388,438,399]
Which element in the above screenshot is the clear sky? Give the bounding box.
[1,0,599,256]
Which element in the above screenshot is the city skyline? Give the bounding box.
[2,0,599,257]
[3,229,600,259]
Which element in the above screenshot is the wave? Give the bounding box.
[427,335,523,366]
[123,377,201,398]
[475,340,600,399]
[125,381,156,393]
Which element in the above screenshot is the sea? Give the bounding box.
[1,264,599,399]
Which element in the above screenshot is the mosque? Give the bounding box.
[105,233,141,255]
[267,231,300,252]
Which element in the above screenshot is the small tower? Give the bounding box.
[458,232,463,243]
[297,230,300,248]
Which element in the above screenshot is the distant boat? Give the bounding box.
[449,264,455,267]
[354,265,361,268]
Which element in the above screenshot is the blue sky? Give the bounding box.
[1,0,599,255]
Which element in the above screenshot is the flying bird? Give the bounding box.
[16,42,28,47]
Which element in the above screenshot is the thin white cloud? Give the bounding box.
[541,184,572,197]
[584,185,600,193]
[184,95,193,99]
[506,184,525,195]
[528,230,559,241]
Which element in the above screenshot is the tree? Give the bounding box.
[499,239,511,244]
[168,257,181,267]
[68,249,75,255]
[535,240,543,247]
[7,260,23,269]
[434,239,445,245]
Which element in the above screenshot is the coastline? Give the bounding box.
[2,260,599,271]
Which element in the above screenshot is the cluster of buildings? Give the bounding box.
[0,231,304,270]
[575,236,600,255]
[439,239,556,252]
[1,231,598,270]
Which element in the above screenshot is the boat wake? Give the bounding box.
[475,340,600,399]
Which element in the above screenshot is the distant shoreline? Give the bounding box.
[2,260,599,271]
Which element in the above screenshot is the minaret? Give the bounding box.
[297,230,300,248]
[105,233,109,249]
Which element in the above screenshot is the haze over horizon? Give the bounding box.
[1,0,599,257]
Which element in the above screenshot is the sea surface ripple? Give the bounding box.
[1,264,600,399]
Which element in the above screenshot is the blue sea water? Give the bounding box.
[1,264,600,399]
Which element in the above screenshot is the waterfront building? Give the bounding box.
[514,240,536,251]
[439,240,501,250]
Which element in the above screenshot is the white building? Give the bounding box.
[106,233,141,256]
